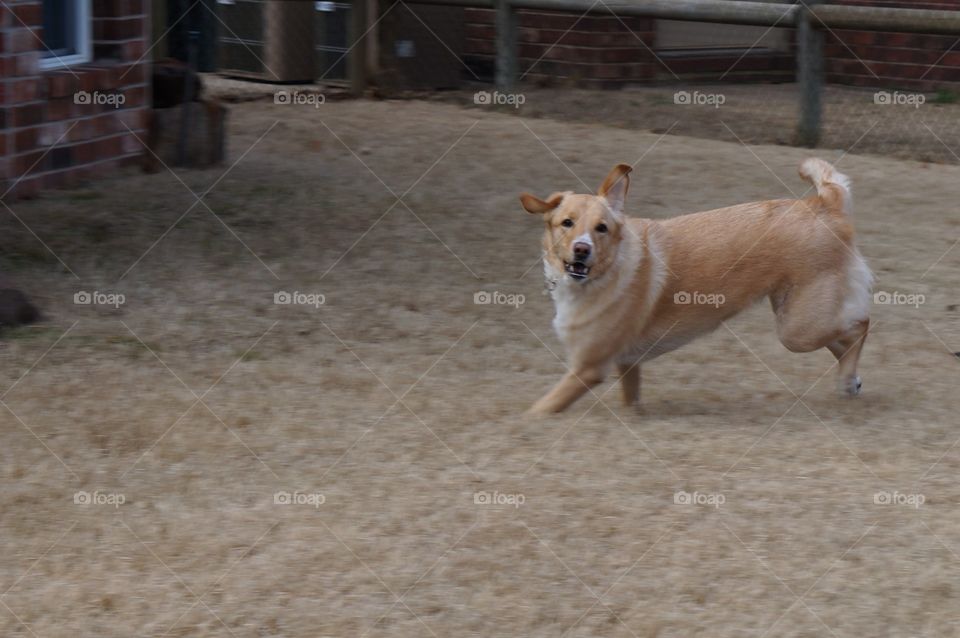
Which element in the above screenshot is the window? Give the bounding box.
[40,0,92,69]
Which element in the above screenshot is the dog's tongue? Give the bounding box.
[571,263,587,274]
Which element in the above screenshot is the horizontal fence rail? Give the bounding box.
[506,0,799,25]
[355,0,960,146]
[810,5,960,35]
[403,0,960,30]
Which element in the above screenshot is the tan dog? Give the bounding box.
[520,159,872,414]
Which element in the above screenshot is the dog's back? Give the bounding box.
[647,160,856,332]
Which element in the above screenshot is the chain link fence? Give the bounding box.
[379,0,960,164]
[168,0,960,164]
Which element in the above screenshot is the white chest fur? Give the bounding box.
[544,232,649,344]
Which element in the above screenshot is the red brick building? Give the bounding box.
[464,9,657,89]
[826,0,960,91]
[1,0,150,198]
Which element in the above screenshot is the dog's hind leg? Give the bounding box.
[773,275,847,354]
[773,271,870,396]
[827,318,869,396]
[617,362,641,408]
[829,253,873,395]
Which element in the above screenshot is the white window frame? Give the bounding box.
[39,0,93,70]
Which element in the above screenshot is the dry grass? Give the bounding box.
[435,83,960,165]
[1,99,959,637]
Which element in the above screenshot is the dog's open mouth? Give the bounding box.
[564,261,590,281]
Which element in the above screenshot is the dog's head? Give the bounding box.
[520,164,632,284]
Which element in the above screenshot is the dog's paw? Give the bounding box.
[622,400,644,415]
[842,375,862,396]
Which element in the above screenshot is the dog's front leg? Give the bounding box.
[617,362,641,408]
[528,367,605,415]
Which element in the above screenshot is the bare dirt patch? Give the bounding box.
[1,99,959,637]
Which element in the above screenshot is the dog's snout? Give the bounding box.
[573,242,591,260]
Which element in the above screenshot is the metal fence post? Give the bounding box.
[350,0,369,95]
[797,0,824,147]
[495,0,518,92]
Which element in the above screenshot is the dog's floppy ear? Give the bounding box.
[519,192,564,215]
[598,164,632,214]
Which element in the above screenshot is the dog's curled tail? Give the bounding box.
[799,158,851,215]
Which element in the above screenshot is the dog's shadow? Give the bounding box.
[602,393,896,424]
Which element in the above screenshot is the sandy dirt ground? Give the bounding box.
[208,77,960,165]
[1,98,959,637]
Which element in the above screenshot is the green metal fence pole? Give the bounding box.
[797,0,824,148]
[495,0,518,92]
[350,0,369,95]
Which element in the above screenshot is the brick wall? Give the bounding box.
[464,8,655,89]
[1,0,151,199]
[659,50,794,84]
[825,0,960,90]
[463,2,960,91]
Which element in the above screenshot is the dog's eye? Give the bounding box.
[561,219,574,228]
[595,223,608,233]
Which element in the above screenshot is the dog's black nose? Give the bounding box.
[573,242,591,260]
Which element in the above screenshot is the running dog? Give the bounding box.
[520,158,872,414]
